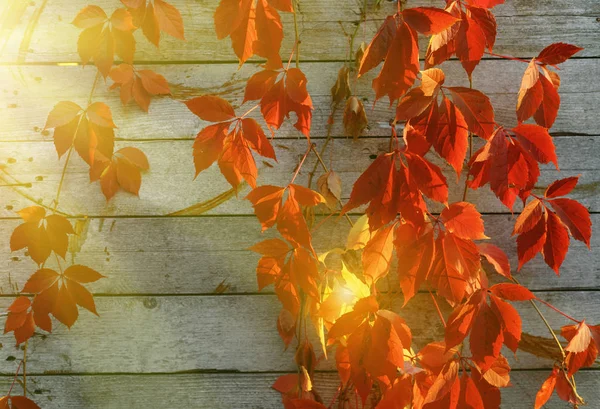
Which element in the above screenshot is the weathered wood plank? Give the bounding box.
[1,371,598,409]
[1,59,598,142]
[0,292,597,373]
[0,137,598,217]
[1,0,598,63]
[2,214,598,295]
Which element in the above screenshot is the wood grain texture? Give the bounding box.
[1,59,599,142]
[1,136,598,217]
[0,371,598,409]
[1,0,598,63]
[0,291,597,374]
[2,214,598,296]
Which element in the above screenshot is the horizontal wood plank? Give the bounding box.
[0,136,598,217]
[2,214,598,295]
[0,292,598,374]
[1,59,599,142]
[0,371,598,409]
[1,0,599,63]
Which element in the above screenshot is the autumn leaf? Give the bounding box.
[22,265,105,328]
[44,101,116,166]
[441,202,488,240]
[89,147,150,200]
[445,286,527,371]
[425,2,496,77]
[109,64,171,111]
[343,96,368,140]
[121,0,185,46]
[468,125,557,210]
[214,0,292,67]
[73,6,136,77]
[4,297,36,345]
[316,171,342,210]
[0,396,42,409]
[359,16,419,103]
[536,43,584,66]
[10,206,74,265]
[513,177,591,274]
[184,95,277,188]
[534,368,558,409]
[244,67,313,139]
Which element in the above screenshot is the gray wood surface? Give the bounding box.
[1,136,598,217]
[0,371,598,409]
[0,292,598,374]
[1,59,599,142]
[2,215,599,296]
[1,0,599,63]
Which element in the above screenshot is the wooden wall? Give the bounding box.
[0,0,599,407]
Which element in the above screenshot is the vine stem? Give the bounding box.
[23,341,28,397]
[534,297,581,324]
[428,289,446,327]
[291,0,301,68]
[461,76,474,202]
[511,277,566,360]
[290,144,313,185]
[53,69,101,212]
[6,359,24,396]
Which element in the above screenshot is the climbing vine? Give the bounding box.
[2,0,595,408]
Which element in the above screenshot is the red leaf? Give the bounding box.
[445,294,481,349]
[489,294,522,353]
[477,243,511,278]
[513,199,543,235]
[74,7,136,77]
[362,224,395,285]
[447,87,495,139]
[542,210,570,275]
[9,396,42,409]
[548,197,592,248]
[512,124,558,168]
[465,0,505,8]
[533,70,561,128]
[458,373,484,409]
[431,232,480,304]
[63,265,106,283]
[545,176,579,199]
[246,185,285,231]
[536,43,584,65]
[489,283,534,301]
[563,321,592,353]
[358,16,396,76]
[402,7,459,35]
[516,59,544,123]
[375,374,412,409]
[184,95,236,122]
[534,368,558,409]
[395,224,435,305]
[470,301,503,371]
[215,0,287,67]
[454,12,486,76]
[467,6,497,51]
[429,97,468,176]
[256,69,313,139]
[441,202,487,240]
[341,155,398,230]
[368,19,420,103]
[404,153,448,204]
[516,213,547,270]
